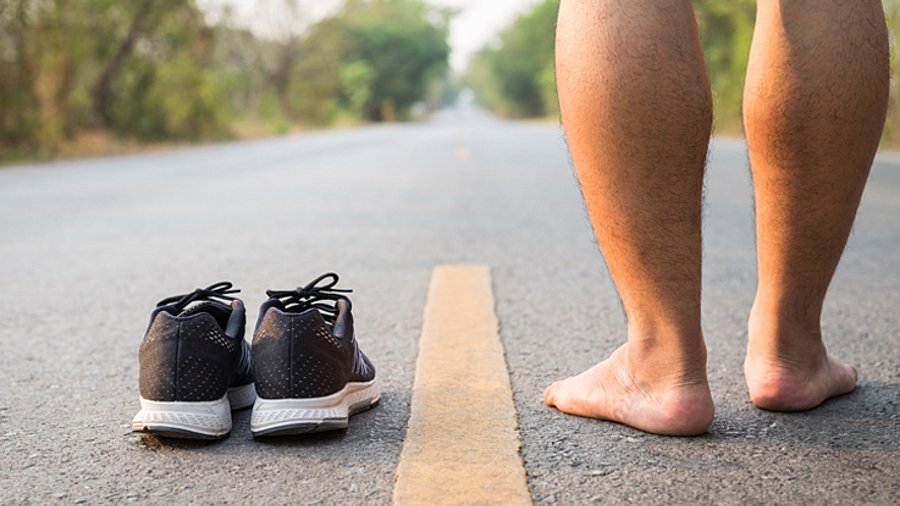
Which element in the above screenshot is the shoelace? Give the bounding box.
[266,272,352,324]
[157,281,240,312]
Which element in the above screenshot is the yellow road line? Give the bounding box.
[393,265,531,506]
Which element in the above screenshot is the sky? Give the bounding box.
[426,0,541,71]
[198,0,540,72]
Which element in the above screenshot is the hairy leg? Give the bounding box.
[544,0,713,436]
[743,0,889,411]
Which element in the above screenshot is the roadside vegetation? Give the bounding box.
[467,0,900,145]
[0,0,451,162]
[8,1,900,163]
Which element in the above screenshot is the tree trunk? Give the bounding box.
[92,0,154,128]
[270,43,299,120]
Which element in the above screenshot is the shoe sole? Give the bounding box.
[250,379,380,437]
[131,383,256,439]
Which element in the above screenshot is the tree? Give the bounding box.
[467,0,758,129]
[256,0,317,121]
[884,0,900,144]
[343,0,451,120]
[92,0,154,128]
[0,1,42,152]
[0,0,453,160]
[464,0,559,118]
[693,0,756,132]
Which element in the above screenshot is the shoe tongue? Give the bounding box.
[178,300,232,317]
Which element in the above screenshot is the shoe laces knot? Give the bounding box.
[157,281,240,311]
[266,273,352,324]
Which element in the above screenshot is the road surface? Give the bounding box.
[0,110,897,504]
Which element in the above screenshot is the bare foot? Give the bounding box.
[745,306,858,411]
[543,344,714,436]
[744,349,858,411]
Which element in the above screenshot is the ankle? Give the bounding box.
[749,293,822,335]
[625,327,708,388]
[748,300,826,367]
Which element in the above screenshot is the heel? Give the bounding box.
[250,380,380,437]
[131,395,232,439]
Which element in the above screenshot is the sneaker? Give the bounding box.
[132,282,255,439]
[250,273,379,436]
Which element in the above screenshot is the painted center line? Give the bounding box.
[393,265,531,505]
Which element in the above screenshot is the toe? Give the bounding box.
[836,362,858,395]
[543,383,558,406]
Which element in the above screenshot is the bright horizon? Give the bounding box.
[429,0,542,71]
[198,0,542,72]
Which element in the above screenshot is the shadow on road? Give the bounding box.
[708,380,900,454]
[128,390,398,454]
[252,429,349,447]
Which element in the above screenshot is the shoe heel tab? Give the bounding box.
[333,299,354,340]
[143,307,178,337]
[253,299,284,335]
[225,299,246,340]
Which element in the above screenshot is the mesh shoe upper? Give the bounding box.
[252,274,375,400]
[138,282,253,402]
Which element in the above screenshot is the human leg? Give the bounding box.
[544,0,713,436]
[743,0,889,410]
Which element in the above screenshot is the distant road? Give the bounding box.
[0,110,897,504]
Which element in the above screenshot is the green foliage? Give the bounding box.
[465,0,559,118]
[0,0,451,160]
[0,0,232,153]
[885,0,900,144]
[693,0,756,132]
[139,53,231,140]
[299,0,450,122]
[346,0,450,120]
[466,0,900,143]
[340,61,376,118]
[107,2,230,140]
[285,23,346,125]
[0,1,42,151]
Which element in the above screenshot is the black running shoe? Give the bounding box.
[132,282,255,439]
[250,273,379,436]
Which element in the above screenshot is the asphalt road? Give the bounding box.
[0,110,897,505]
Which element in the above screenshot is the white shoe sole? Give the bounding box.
[131,383,256,439]
[250,379,380,437]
